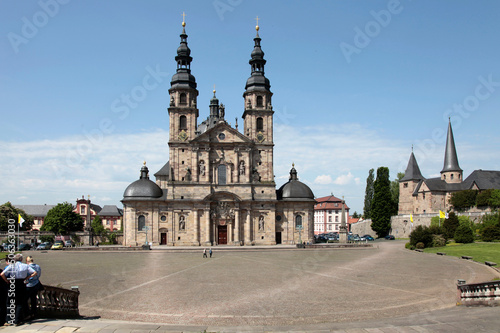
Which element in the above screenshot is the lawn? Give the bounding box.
[424,242,500,264]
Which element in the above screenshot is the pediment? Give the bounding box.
[192,122,253,144]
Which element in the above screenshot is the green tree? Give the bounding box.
[0,202,34,231]
[91,215,106,236]
[443,212,460,239]
[450,190,477,211]
[370,167,393,237]
[363,168,375,219]
[352,211,359,219]
[390,172,405,215]
[409,225,433,248]
[488,189,500,207]
[454,224,474,243]
[40,202,83,234]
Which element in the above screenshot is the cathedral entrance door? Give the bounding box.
[218,225,227,245]
[160,233,167,245]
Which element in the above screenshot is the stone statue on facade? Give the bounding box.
[258,216,264,231]
[239,161,245,175]
[199,160,205,176]
[179,215,185,231]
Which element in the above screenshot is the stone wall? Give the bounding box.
[350,219,376,237]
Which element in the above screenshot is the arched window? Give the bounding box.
[256,96,263,107]
[256,117,263,131]
[218,164,227,185]
[138,215,145,231]
[80,205,86,215]
[179,93,187,105]
[295,215,302,229]
[451,174,454,180]
[179,115,187,130]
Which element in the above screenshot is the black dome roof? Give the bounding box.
[277,165,315,201]
[123,165,163,199]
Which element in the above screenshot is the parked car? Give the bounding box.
[51,240,64,250]
[17,243,32,251]
[363,235,375,241]
[36,242,52,250]
[385,235,395,240]
[64,240,75,247]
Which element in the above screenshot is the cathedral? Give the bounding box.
[121,20,315,246]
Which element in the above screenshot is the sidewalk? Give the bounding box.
[1,307,499,333]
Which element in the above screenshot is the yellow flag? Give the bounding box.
[410,214,413,222]
[18,214,25,227]
[439,210,445,219]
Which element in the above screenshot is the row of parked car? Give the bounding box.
[314,232,376,242]
[1,240,75,251]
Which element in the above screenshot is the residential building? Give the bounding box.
[314,195,350,234]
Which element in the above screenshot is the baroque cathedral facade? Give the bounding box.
[122,21,315,246]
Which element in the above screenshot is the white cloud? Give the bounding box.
[333,172,354,185]
[314,175,332,184]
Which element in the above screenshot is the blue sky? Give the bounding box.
[1,0,499,214]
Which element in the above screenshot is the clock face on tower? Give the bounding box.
[256,131,265,143]
[178,130,188,141]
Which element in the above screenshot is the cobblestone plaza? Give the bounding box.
[29,241,499,328]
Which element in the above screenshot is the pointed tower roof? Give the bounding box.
[441,119,462,173]
[170,15,197,90]
[401,151,424,182]
[244,18,271,93]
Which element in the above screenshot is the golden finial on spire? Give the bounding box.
[143,160,146,166]
[292,162,295,168]
[182,12,186,27]
[213,84,216,95]
[255,16,260,31]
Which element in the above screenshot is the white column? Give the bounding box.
[194,209,199,245]
[205,209,210,243]
[234,209,240,244]
[244,210,251,245]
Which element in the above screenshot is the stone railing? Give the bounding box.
[36,285,80,318]
[457,280,500,306]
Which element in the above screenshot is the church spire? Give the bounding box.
[401,151,424,182]
[170,14,197,90]
[244,17,271,93]
[441,119,462,173]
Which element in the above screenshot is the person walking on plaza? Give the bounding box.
[209,248,212,258]
[203,248,207,258]
[1,254,37,326]
[25,256,42,319]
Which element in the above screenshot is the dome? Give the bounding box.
[277,165,315,201]
[123,164,163,199]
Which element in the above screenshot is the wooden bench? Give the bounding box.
[485,261,497,267]
[415,249,424,252]
[461,256,473,260]
[437,252,446,255]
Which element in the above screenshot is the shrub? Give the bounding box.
[416,242,425,249]
[405,242,414,250]
[454,224,474,244]
[481,225,500,242]
[432,234,446,247]
[409,225,433,248]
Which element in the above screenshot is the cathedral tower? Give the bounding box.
[242,20,274,183]
[168,18,199,182]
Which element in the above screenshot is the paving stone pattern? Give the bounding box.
[11,241,499,332]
